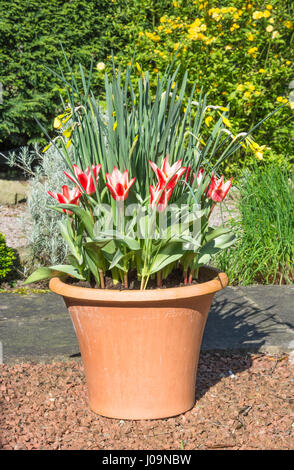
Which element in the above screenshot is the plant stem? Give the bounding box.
[99,269,105,289]
[208,202,216,218]
[188,269,194,284]
[140,277,145,290]
[124,272,128,289]
[157,271,162,287]
[184,270,188,285]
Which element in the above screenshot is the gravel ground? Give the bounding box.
[1,352,294,450]
[0,204,32,249]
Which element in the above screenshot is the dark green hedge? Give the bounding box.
[0,0,156,149]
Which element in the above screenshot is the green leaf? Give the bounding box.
[56,204,95,238]
[49,264,86,279]
[58,220,83,264]
[23,265,85,285]
[23,267,54,285]
[149,242,185,275]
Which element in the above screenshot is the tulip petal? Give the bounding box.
[105,183,118,200]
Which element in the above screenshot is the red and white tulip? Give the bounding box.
[207,174,233,202]
[48,185,81,214]
[64,164,101,195]
[149,157,186,190]
[105,166,136,201]
[149,183,173,212]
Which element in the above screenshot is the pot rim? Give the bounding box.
[49,266,228,303]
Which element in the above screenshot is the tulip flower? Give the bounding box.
[105,166,136,201]
[207,174,233,202]
[196,168,205,187]
[64,164,101,195]
[48,185,81,214]
[149,183,173,212]
[149,157,186,190]
[185,166,196,184]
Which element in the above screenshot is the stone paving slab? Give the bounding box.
[0,286,293,363]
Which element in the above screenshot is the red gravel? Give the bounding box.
[1,352,294,450]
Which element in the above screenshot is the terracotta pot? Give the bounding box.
[49,266,228,420]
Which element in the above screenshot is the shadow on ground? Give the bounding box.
[197,289,283,399]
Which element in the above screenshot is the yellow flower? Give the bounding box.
[272,30,279,39]
[96,62,106,71]
[222,117,231,127]
[258,68,265,73]
[247,33,254,41]
[66,139,72,149]
[237,84,244,92]
[269,18,274,24]
[113,121,118,131]
[205,115,213,127]
[220,106,229,112]
[286,61,291,66]
[230,23,240,32]
[266,5,273,10]
[42,143,52,153]
[263,10,271,18]
[248,84,255,91]
[266,25,274,32]
[145,32,160,41]
[248,47,258,57]
[53,117,62,129]
[153,68,159,73]
[197,32,206,40]
[276,96,284,102]
[244,91,251,98]
[252,11,263,20]
[62,129,73,139]
[284,20,293,29]
[255,151,264,160]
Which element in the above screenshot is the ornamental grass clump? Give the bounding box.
[215,164,294,285]
[24,55,277,289]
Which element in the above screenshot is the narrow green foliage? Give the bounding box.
[215,164,294,285]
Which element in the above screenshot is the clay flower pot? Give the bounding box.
[49,266,228,420]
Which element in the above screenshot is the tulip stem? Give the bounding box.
[99,269,105,289]
[157,271,162,288]
[188,269,194,284]
[124,272,128,289]
[184,270,188,285]
[140,278,145,290]
[208,203,216,218]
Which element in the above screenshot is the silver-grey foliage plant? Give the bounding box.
[5,145,69,266]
